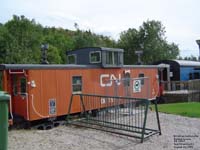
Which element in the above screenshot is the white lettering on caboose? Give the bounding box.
[100,74,121,87]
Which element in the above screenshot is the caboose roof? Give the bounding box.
[0,64,99,70]
[0,64,161,70]
[66,47,124,55]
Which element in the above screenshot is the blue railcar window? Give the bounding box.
[189,73,193,80]
[194,72,200,79]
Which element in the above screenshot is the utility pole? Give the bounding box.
[196,39,200,61]
[135,50,143,65]
[41,44,49,64]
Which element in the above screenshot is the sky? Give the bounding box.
[1,0,200,57]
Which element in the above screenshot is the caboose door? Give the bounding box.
[11,73,29,120]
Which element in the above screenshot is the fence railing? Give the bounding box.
[162,81,188,91]
[103,77,151,99]
[162,80,200,102]
[66,93,161,143]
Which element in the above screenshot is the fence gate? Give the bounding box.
[67,94,161,143]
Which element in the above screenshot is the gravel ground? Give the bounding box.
[8,112,200,150]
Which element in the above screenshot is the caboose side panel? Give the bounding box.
[28,69,100,121]
[28,69,80,121]
[129,68,159,99]
[1,66,160,122]
[28,70,58,120]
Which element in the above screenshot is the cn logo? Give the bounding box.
[100,74,121,87]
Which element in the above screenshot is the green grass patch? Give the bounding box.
[153,102,200,118]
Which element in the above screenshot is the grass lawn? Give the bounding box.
[153,102,200,118]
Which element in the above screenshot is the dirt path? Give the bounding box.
[8,113,200,150]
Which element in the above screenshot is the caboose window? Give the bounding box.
[13,75,18,95]
[0,71,2,90]
[105,51,122,66]
[20,77,27,94]
[90,51,101,63]
[72,76,82,93]
[67,54,76,64]
[114,52,119,64]
[106,51,113,65]
[124,72,131,87]
[138,73,144,85]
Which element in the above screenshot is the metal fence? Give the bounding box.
[162,80,200,102]
[188,80,200,102]
[67,94,161,143]
[102,77,153,100]
[162,80,188,91]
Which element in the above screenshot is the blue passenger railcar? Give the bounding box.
[154,60,200,81]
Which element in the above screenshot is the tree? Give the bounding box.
[72,25,117,50]
[0,15,117,64]
[183,55,198,61]
[0,25,9,63]
[118,20,179,64]
[118,28,140,64]
[3,15,43,63]
[42,27,74,63]
[72,30,96,49]
[46,45,62,64]
[0,16,180,65]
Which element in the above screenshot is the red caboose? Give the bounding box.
[0,47,161,127]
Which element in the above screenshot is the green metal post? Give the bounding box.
[0,91,10,150]
[141,100,150,143]
[80,95,88,119]
[66,94,74,124]
[154,99,162,135]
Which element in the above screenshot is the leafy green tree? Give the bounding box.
[140,20,179,63]
[118,28,140,64]
[73,30,95,49]
[177,56,183,60]
[118,20,179,64]
[46,45,62,64]
[4,15,43,63]
[42,27,74,63]
[183,55,198,61]
[0,15,118,64]
[72,23,117,49]
[0,25,9,63]
[0,15,179,65]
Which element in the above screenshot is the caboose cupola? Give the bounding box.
[66,47,124,68]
